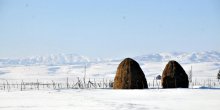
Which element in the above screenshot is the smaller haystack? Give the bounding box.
[113,58,148,89]
[161,60,189,88]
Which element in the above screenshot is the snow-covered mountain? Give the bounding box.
[0,51,220,66]
[0,54,108,66]
[134,51,220,63]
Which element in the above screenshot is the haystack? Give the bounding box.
[113,58,148,89]
[161,60,189,88]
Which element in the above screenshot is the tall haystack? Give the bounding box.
[161,60,189,88]
[113,58,148,89]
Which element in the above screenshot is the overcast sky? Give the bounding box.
[0,0,219,58]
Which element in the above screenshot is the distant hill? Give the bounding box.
[0,51,220,66]
[134,51,220,63]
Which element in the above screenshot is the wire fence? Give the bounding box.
[0,77,114,92]
[0,77,220,92]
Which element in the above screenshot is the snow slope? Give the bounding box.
[0,52,220,110]
[0,89,220,110]
[0,51,219,81]
[0,62,219,81]
[0,50,219,90]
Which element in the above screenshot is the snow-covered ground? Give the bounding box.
[0,61,219,81]
[0,89,220,110]
[0,51,220,110]
[0,61,219,110]
[0,51,219,81]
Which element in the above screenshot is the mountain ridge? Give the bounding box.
[0,51,220,66]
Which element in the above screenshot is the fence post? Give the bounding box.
[66,77,69,89]
[21,80,24,91]
[37,80,39,90]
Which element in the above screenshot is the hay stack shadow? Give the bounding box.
[113,58,148,89]
[161,60,189,88]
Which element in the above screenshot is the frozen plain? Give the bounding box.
[0,51,220,110]
[0,61,220,110]
[0,89,220,110]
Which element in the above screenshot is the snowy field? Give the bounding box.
[0,61,220,90]
[0,89,220,110]
[0,62,219,80]
[0,61,220,110]
[1,51,220,81]
[0,52,220,110]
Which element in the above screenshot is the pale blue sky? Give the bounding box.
[0,0,220,58]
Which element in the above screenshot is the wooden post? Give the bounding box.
[66,77,69,89]
[52,80,56,89]
[21,80,24,91]
[37,80,39,90]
